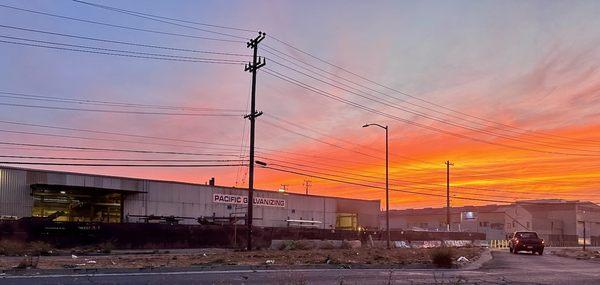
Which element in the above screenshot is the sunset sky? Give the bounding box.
[0,0,599,209]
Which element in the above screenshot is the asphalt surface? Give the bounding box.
[1,250,599,284]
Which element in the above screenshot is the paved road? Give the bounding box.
[1,250,599,284]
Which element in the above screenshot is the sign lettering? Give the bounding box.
[213,194,286,208]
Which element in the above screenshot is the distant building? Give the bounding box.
[0,166,380,230]
[385,199,600,245]
[507,200,600,246]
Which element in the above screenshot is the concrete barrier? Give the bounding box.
[394,240,411,248]
[269,239,360,250]
[444,240,472,247]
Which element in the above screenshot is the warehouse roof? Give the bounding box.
[0,165,380,203]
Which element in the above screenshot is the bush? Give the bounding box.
[0,240,54,256]
[97,242,115,254]
[27,241,54,256]
[319,240,336,250]
[340,240,361,249]
[0,240,26,256]
[430,247,454,268]
[279,240,297,250]
[294,240,313,250]
[15,256,39,269]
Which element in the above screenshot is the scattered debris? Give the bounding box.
[265,259,275,265]
[71,254,78,259]
[62,264,77,269]
[457,256,469,262]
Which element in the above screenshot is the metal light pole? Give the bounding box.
[363,123,390,249]
[582,210,587,251]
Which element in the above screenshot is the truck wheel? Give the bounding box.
[538,250,543,255]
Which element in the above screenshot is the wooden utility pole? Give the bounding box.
[244,32,266,251]
[304,179,312,195]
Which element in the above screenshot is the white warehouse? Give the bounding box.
[0,166,380,230]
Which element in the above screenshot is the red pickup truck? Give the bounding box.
[509,231,545,255]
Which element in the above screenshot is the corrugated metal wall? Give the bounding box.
[125,182,348,228]
[0,168,33,218]
[0,167,381,229]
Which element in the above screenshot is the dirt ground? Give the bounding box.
[0,247,483,270]
[551,248,600,262]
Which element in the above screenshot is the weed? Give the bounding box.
[430,247,454,268]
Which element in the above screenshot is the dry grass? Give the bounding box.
[0,247,483,270]
[0,240,54,256]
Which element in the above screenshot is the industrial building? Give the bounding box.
[0,166,380,230]
[385,199,600,245]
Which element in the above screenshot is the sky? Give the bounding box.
[0,0,599,209]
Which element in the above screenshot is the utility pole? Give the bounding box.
[445,161,453,231]
[304,179,312,195]
[279,184,288,193]
[244,31,266,251]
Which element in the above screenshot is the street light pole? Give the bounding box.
[582,210,587,251]
[363,123,390,249]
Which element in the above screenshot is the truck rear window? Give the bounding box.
[516,232,538,239]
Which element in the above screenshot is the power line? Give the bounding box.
[259,155,600,198]
[266,60,600,154]
[265,36,600,146]
[264,53,600,150]
[0,101,242,116]
[0,129,243,153]
[0,35,246,64]
[71,0,250,40]
[262,68,600,157]
[262,161,537,200]
[0,3,244,43]
[0,120,243,149]
[261,165,524,204]
[0,38,244,65]
[60,0,600,147]
[0,24,251,57]
[0,141,240,157]
[72,0,257,33]
[0,161,244,167]
[0,90,245,112]
[261,119,383,160]
[0,155,245,162]
[264,113,437,165]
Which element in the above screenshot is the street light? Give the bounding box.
[363,123,390,249]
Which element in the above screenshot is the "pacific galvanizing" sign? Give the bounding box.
[213,193,286,208]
